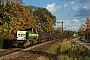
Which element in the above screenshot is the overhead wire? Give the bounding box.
[34,0,41,7]
[29,0,41,7]
[29,0,41,31]
[30,0,36,6]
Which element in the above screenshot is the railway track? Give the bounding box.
[0,48,22,57]
[1,39,60,60]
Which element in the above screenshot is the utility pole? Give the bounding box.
[56,21,64,40]
[56,21,64,34]
[50,21,52,34]
[0,0,2,5]
[62,21,63,34]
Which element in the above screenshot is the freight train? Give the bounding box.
[13,29,71,47]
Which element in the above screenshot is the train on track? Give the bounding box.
[12,28,71,48]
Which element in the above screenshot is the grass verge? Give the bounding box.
[46,38,90,60]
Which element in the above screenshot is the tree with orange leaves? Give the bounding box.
[0,2,37,40]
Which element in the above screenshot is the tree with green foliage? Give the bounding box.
[33,8,56,32]
[78,24,85,37]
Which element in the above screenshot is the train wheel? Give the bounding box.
[24,42,28,47]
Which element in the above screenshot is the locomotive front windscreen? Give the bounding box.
[17,31,26,40]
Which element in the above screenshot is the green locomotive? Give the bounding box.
[14,29,38,47]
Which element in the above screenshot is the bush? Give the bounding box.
[56,39,90,60]
[0,39,4,48]
[0,35,8,49]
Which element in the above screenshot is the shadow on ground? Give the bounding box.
[29,50,58,60]
[3,39,15,49]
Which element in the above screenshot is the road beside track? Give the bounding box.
[72,38,90,50]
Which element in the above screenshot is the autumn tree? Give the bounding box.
[0,0,11,5]
[0,2,37,39]
[85,17,90,39]
[78,24,86,37]
[55,27,63,34]
[0,1,57,39]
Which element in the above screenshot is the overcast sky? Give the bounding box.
[22,0,90,31]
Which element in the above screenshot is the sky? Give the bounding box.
[22,0,90,31]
